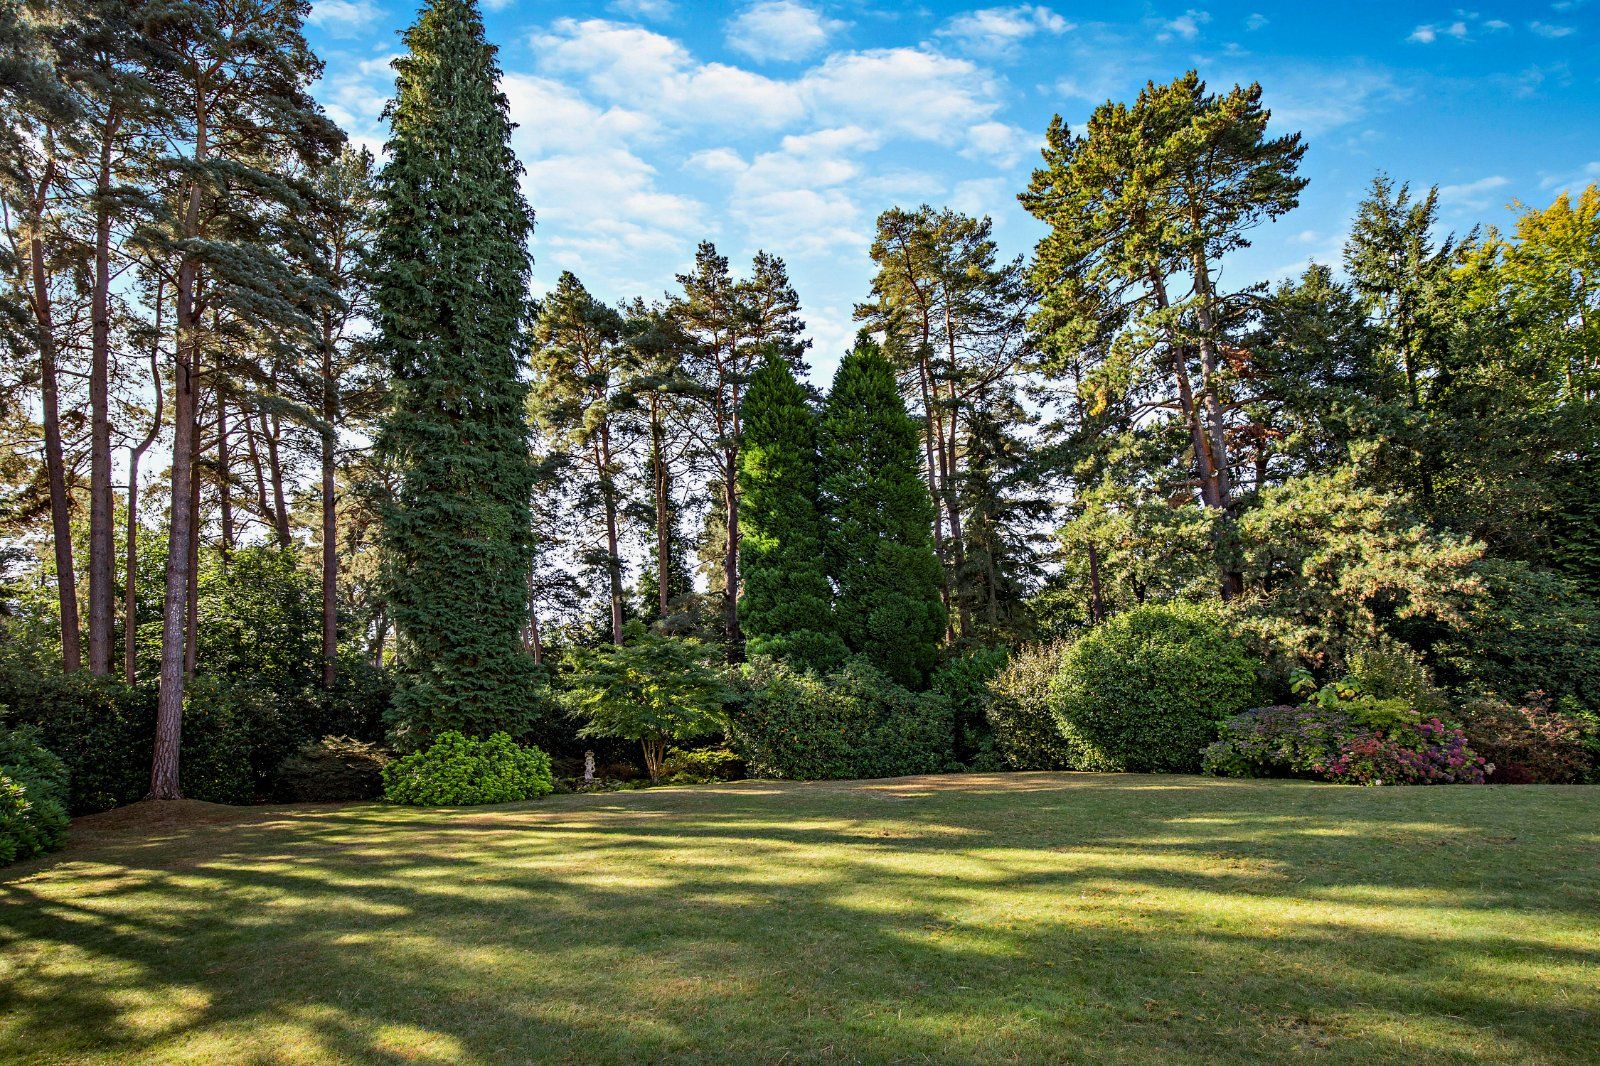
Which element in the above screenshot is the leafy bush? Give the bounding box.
[1322,718,1489,785]
[276,736,395,801]
[0,725,70,864]
[931,647,1010,767]
[1202,704,1365,780]
[382,731,554,806]
[1458,694,1597,784]
[318,656,395,741]
[181,678,287,805]
[0,669,152,813]
[985,642,1074,770]
[663,747,745,781]
[729,659,954,780]
[1049,603,1260,772]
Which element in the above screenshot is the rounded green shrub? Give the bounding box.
[985,643,1075,770]
[729,659,954,780]
[0,725,70,865]
[382,731,554,806]
[1049,603,1260,773]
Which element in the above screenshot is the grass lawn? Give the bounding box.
[1,774,1597,1064]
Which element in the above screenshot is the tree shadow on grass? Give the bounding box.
[0,774,1597,1063]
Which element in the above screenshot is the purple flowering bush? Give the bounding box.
[1320,717,1489,785]
[1204,668,1491,786]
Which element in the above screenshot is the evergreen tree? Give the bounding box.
[738,350,846,673]
[373,0,538,743]
[819,335,946,687]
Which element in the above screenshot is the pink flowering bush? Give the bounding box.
[1319,717,1489,785]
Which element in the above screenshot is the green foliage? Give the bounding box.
[374,0,539,743]
[662,747,745,781]
[729,659,954,780]
[196,547,321,696]
[276,737,395,802]
[818,336,946,687]
[180,678,281,805]
[985,643,1075,770]
[0,666,151,813]
[382,731,553,806]
[1431,559,1600,709]
[931,647,1010,767]
[0,724,69,865]
[1201,704,1363,780]
[1050,603,1260,772]
[561,623,732,779]
[738,352,846,673]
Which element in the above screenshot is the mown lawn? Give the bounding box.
[1,774,1597,1064]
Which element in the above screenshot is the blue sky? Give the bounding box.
[305,0,1600,382]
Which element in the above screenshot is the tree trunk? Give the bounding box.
[1086,540,1106,624]
[651,397,671,621]
[216,396,233,555]
[265,403,291,547]
[320,318,338,687]
[151,100,209,800]
[183,397,202,677]
[721,445,741,660]
[27,157,82,673]
[87,112,121,675]
[596,424,624,645]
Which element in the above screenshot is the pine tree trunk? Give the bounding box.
[152,100,209,800]
[651,398,671,621]
[183,402,202,677]
[320,315,338,688]
[217,397,233,555]
[596,429,624,646]
[27,158,82,673]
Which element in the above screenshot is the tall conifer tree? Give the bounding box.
[374,0,538,741]
[738,350,846,672]
[819,335,946,687]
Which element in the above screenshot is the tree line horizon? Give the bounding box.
[3,0,1595,799]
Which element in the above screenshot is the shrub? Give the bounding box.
[276,736,395,801]
[662,747,745,781]
[931,647,1010,767]
[729,659,954,780]
[985,643,1074,770]
[1049,603,1260,772]
[181,678,285,805]
[1322,718,1489,785]
[1202,704,1365,780]
[382,731,554,806]
[317,657,395,742]
[0,725,70,865]
[0,669,152,813]
[1457,694,1596,784]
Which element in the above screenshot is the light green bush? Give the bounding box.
[382,731,553,806]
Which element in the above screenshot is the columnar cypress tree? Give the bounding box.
[819,335,947,687]
[738,350,847,672]
[373,0,539,742]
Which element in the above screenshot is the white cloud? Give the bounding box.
[1529,21,1576,38]
[937,5,1071,57]
[1437,174,1511,210]
[1539,160,1600,191]
[726,1,845,62]
[1154,9,1210,42]
[1252,66,1402,137]
[1245,13,1268,31]
[803,48,1005,145]
[533,18,804,128]
[308,0,380,33]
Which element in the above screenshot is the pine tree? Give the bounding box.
[738,350,846,672]
[819,335,946,687]
[373,0,539,743]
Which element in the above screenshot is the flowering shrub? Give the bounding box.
[1201,704,1365,779]
[1320,717,1489,785]
[1458,694,1597,783]
[1206,671,1491,786]
[382,731,553,806]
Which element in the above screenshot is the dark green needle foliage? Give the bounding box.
[738,350,847,673]
[819,335,947,688]
[372,0,540,745]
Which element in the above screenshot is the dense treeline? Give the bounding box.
[2,0,1597,823]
